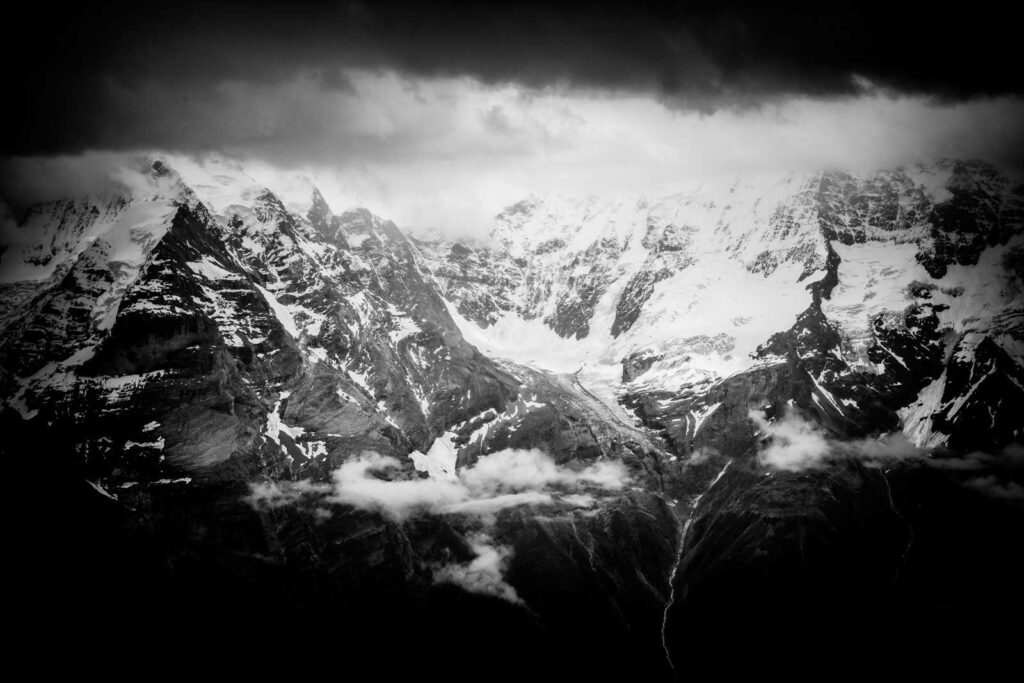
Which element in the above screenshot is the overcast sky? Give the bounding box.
[2,1,1022,232]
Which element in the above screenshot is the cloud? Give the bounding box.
[965,476,1024,501]
[749,406,937,471]
[748,408,832,471]
[684,448,718,467]
[5,5,1022,239]
[247,447,629,604]
[0,152,157,213]
[327,449,629,521]
[246,479,330,508]
[247,447,631,522]
[749,408,1024,502]
[6,1,1024,159]
[444,492,555,517]
[458,448,629,495]
[560,493,597,508]
[4,72,1022,236]
[327,453,467,519]
[433,533,522,604]
[749,405,946,471]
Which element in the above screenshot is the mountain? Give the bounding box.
[3,156,1022,678]
[417,162,1024,453]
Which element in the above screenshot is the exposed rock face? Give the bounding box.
[417,162,1023,453]
[1,162,532,478]
[2,156,677,678]
[622,349,665,383]
[3,157,1022,679]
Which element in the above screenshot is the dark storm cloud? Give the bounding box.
[4,0,1023,155]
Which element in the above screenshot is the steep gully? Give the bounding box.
[553,364,717,677]
[497,356,701,671]
[524,355,738,674]
[660,460,732,673]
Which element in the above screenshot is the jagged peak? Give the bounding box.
[309,185,331,212]
[161,155,267,217]
[306,185,334,232]
[475,160,1021,254]
[335,206,403,239]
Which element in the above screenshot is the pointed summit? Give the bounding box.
[150,160,172,177]
[307,186,333,233]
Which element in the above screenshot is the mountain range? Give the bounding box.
[3,155,1022,679]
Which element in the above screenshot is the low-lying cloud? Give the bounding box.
[433,533,522,604]
[248,447,629,603]
[749,408,1024,502]
[250,448,630,519]
[748,408,833,471]
[249,448,629,520]
[329,448,629,521]
[965,475,1024,501]
[749,407,945,471]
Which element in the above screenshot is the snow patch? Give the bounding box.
[256,284,300,338]
[410,431,460,481]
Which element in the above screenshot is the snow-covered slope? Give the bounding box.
[3,155,1020,490]
[2,158,610,485]
[417,160,1024,452]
